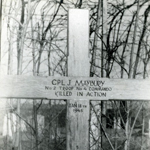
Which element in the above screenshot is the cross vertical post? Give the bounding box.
[67,9,90,150]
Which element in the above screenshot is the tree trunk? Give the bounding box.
[16,0,25,149]
[128,0,140,78]
[33,101,39,150]
[101,0,107,78]
[90,0,101,77]
[133,5,150,78]
[101,1,107,149]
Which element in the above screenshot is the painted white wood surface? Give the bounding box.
[0,75,150,100]
[67,9,90,77]
[67,9,90,150]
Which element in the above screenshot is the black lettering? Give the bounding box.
[77,92,83,96]
[52,79,57,85]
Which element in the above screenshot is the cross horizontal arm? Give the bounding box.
[0,75,149,100]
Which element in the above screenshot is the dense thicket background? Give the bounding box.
[1,0,150,150]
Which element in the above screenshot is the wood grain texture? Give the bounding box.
[0,75,149,100]
[67,9,90,150]
[67,9,90,77]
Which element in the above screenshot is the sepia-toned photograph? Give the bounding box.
[0,0,150,150]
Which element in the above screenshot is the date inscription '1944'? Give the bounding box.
[68,102,87,113]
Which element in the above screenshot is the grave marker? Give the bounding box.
[0,9,150,150]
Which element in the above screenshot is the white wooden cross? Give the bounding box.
[0,9,150,150]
